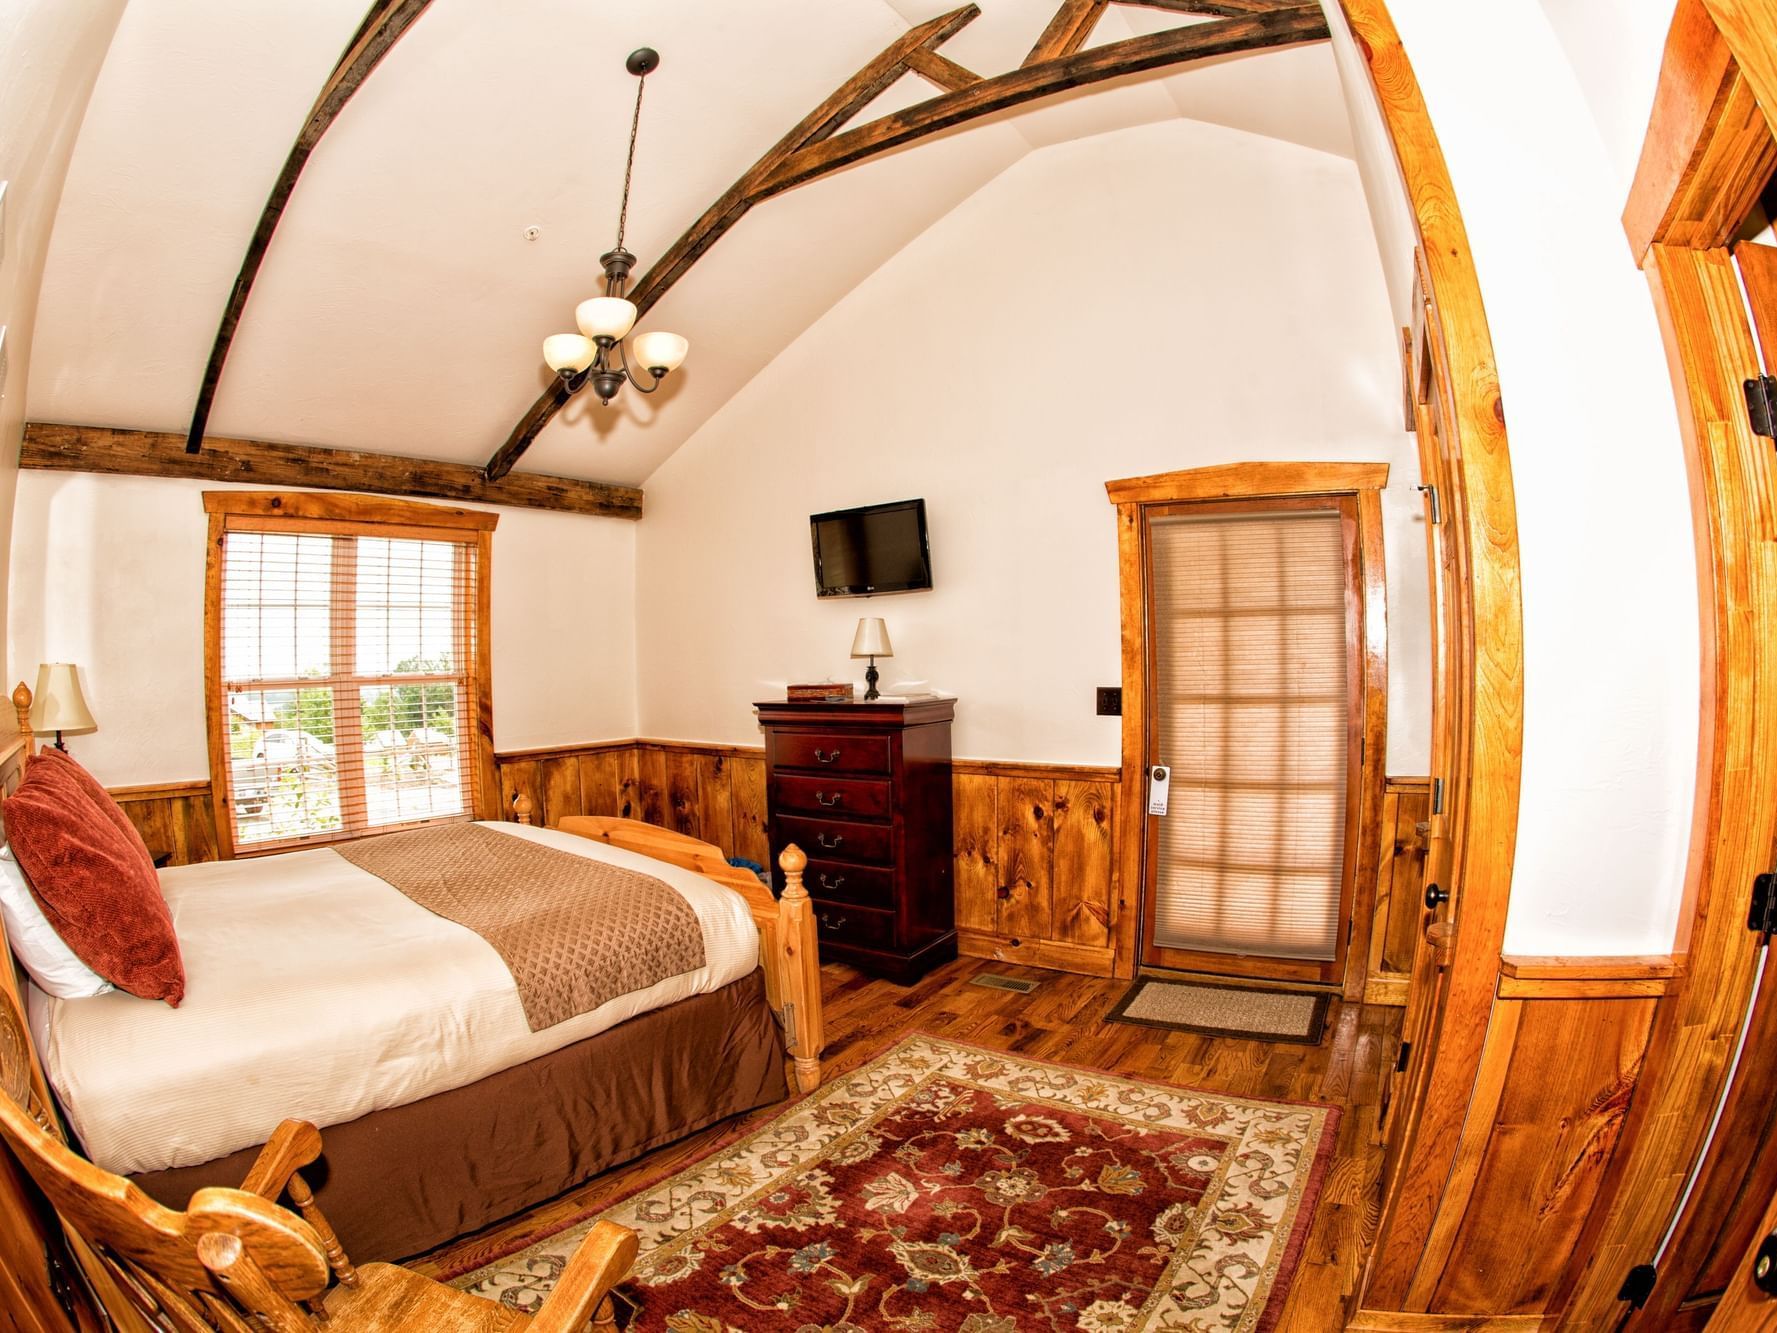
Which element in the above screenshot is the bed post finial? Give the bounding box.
[512,793,534,825]
[11,683,32,756]
[776,844,823,1094]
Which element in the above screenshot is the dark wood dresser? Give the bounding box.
[756,697,956,983]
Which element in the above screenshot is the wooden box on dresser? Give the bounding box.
[756,698,956,984]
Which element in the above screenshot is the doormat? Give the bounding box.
[453,1033,1340,1330]
[1106,976,1330,1045]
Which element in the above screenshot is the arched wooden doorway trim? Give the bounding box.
[1328,0,1527,1316]
[1555,2,1777,1326]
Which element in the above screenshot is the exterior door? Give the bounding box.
[1138,494,1364,985]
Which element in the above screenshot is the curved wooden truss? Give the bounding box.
[482,0,1331,481]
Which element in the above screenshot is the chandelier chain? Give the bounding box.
[615,70,647,254]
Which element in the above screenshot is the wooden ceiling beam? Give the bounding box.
[482,3,982,482]
[23,423,642,520]
[185,0,437,454]
[1115,0,1291,15]
[1026,0,1110,66]
[905,48,982,93]
[482,1,1326,481]
[756,8,1329,197]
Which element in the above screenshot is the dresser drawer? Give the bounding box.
[772,773,892,819]
[811,900,895,951]
[802,858,895,907]
[773,732,891,775]
[775,815,893,865]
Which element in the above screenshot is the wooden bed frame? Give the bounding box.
[0,680,825,1321]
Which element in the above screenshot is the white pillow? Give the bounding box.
[0,844,114,999]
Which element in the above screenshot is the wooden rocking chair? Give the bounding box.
[0,982,637,1331]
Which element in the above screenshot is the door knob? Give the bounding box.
[1424,882,1449,909]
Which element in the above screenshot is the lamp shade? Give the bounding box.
[31,664,95,735]
[850,618,893,659]
[542,333,597,374]
[631,330,689,374]
[576,296,638,342]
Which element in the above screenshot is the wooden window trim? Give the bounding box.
[203,491,500,859]
[1107,462,1390,997]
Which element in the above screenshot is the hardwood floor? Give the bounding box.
[412,956,1401,1329]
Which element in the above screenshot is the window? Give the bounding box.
[204,493,498,854]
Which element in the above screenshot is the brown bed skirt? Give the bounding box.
[130,968,789,1262]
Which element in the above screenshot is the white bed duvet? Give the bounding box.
[28,821,760,1176]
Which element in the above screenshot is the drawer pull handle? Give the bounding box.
[818,873,845,892]
[815,791,843,807]
[816,833,844,850]
[818,912,847,931]
[815,748,841,764]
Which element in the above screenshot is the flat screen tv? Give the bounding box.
[810,498,932,597]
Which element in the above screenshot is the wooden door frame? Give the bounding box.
[1556,2,1777,1326]
[1106,462,1390,1002]
[1326,0,1528,1314]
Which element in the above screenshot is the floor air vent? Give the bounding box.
[970,973,1040,994]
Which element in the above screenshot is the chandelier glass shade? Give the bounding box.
[541,47,688,407]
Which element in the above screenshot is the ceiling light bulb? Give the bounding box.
[631,330,689,374]
[576,296,638,342]
[542,333,597,374]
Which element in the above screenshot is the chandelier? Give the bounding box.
[541,47,688,406]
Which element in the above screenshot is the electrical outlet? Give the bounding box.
[1095,686,1122,716]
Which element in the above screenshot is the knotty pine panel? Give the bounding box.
[1429,994,1661,1316]
[696,754,735,856]
[1365,777,1431,1004]
[1051,780,1114,948]
[997,777,1054,941]
[111,783,219,867]
[633,748,668,827]
[729,757,769,869]
[952,773,1000,935]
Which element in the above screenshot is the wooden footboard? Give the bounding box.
[542,810,826,1094]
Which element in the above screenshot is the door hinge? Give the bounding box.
[1745,375,1777,440]
[1751,872,1777,935]
[1395,1039,1412,1073]
[1617,1261,1657,1309]
[1416,483,1442,524]
[1431,777,1445,816]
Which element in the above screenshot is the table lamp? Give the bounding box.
[32,663,96,751]
[850,618,893,701]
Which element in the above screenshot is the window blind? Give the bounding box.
[1148,508,1351,960]
[217,524,481,851]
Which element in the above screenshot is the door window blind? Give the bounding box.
[1149,508,1352,960]
[217,524,481,851]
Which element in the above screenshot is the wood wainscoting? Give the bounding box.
[953,761,1121,977]
[1355,956,1684,1324]
[1366,778,1432,1006]
[112,782,220,868]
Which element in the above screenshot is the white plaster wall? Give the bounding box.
[635,119,1430,771]
[7,471,637,785]
[1375,0,1699,955]
[0,0,127,650]
[1540,0,1677,202]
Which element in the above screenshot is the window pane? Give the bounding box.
[221,533,332,681]
[227,687,342,846]
[359,684,464,827]
[356,537,460,675]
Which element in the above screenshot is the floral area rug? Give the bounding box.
[457,1034,1339,1331]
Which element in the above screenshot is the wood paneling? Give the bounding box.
[953,766,1118,975]
[111,781,219,868]
[1366,778,1431,1004]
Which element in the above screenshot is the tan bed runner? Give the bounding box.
[335,824,706,1031]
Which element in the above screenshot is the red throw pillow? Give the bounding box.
[4,756,184,1006]
[31,747,157,878]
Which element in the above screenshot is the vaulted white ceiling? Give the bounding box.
[27,0,1353,488]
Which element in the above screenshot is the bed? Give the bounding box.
[0,683,824,1262]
